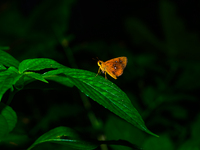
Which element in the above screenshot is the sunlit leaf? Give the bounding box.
[27,126,98,150]
[43,68,158,137]
[0,50,20,68]
[24,72,48,83]
[18,58,65,73]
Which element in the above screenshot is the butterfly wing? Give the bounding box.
[104,57,127,79]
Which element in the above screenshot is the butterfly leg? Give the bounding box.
[105,72,107,79]
[95,67,101,77]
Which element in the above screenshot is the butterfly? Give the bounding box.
[96,57,127,79]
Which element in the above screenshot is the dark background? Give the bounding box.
[0,0,200,149]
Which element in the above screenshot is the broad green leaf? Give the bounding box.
[44,68,158,137]
[27,126,98,150]
[0,50,20,68]
[18,58,65,73]
[0,67,22,101]
[0,102,17,133]
[24,72,48,83]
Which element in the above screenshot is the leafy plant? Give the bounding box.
[0,49,157,149]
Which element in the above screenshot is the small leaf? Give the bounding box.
[18,58,65,73]
[0,64,6,70]
[0,102,17,133]
[24,72,48,83]
[44,68,158,137]
[0,50,20,68]
[0,68,21,101]
[27,126,98,150]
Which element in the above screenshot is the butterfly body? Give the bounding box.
[97,57,127,79]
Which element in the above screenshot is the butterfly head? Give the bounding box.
[97,60,103,67]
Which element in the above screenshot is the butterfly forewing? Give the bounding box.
[104,57,127,78]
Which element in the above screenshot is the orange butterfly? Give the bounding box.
[96,57,128,79]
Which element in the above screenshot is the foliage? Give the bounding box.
[0,0,200,149]
[0,49,153,149]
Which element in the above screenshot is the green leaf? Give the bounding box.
[0,102,17,133]
[18,58,65,73]
[0,67,22,101]
[0,50,20,68]
[0,64,6,70]
[44,68,158,137]
[44,75,74,87]
[43,72,74,87]
[24,72,48,83]
[27,126,98,150]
